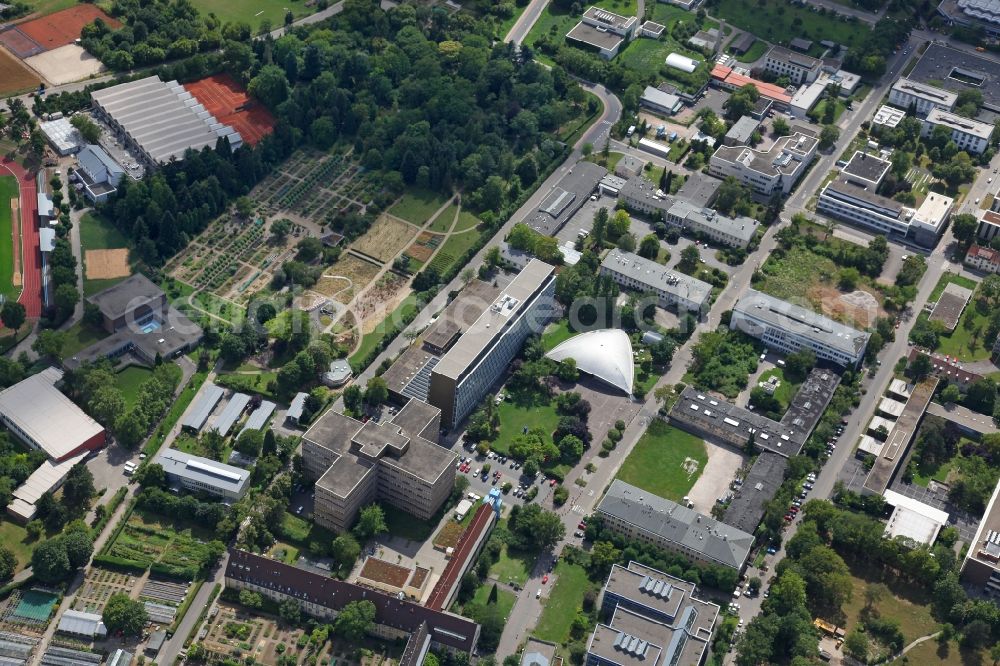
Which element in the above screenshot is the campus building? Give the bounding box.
[64,274,203,369]
[302,399,455,532]
[597,480,754,571]
[154,448,250,501]
[639,86,684,116]
[731,290,870,367]
[817,179,952,246]
[908,43,1000,113]
[888,77,958,115]
[566,6,638,59]
[710,65,792,108]
[841,151,891,190]
[226,549,480,656]
[0,367,105,462]
[585,562,719,666]
[428,260,557,428]
[978,209,1000,243]
[708,131,818,196]
[762,46,822,85]
[75,144,125,204]
[617,176,756,248]
[961,479,1000,594]
[670,368,840,458]
[600,249,712,315]
[90,75,243,168]
[965,243,1000,273]
[921,108,993,154]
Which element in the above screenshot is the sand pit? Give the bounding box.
[85,248,130,279]
[807,285,882,329]
[9,198,20,288]
[25,44,104,85]
[351,215,417,263]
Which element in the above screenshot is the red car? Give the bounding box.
[549,479,557,487]
[542,574,549,584]
[578,522,587,530]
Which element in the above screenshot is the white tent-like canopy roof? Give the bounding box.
[545,329,635,394]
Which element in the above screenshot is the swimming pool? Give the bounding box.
[140,320,161,334]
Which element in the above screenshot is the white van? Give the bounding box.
[123,462,137,476]
[536,589,542,599]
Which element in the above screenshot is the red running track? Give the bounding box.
[0,158,41,318]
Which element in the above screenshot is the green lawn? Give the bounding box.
[61,320,109,358]
[0,175,18,301]
[188,0,315,32]
[83,277,129,297]
[757,367,797,414]
[714,0,868,48]
[615,421,707,502]
[80,212,128,251]
[471,583,516,621]
[454,210,481,233]
[617,37,710,95]
[541,320,575,352]
[533,562,591,644]
[489,545,532,586]
[277,511,338,553]
[428,204,458,233]
[427,230,481,276]
[0,519,37,573]
[383,503,435,542]
[733,38,768,63]
[493,388,560,456]
[808,98,847,124]
[116,365,154,408]
[388,189,452,226]
[757,246,839,304]
[927,274,994,361]
[25,0,86,15]
[836,568,939,645]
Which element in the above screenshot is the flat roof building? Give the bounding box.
[566,6,638,59]
[882,489,949,546]
[731,290,870,367]
[640,86,683,116]
[921,108,993,155]
[961,478,1000,594]
[521,162,607,236]
[873,104,906,129]
[762,46,822,85]
[429,260,557,427]
[723,116,759,147]
[180,383,225,432]
[908,43,1000,113]
[978,209,1000,243]
[598,480,754,570]
[929,281,974,331]
[91,75,242,168]
[842,151,892,190]
[709,131,818,196]
[722,452,788,534]
[302,399,454,532]
[7,451,87,523]
[76,144,125,204]
[0,367,106,462]
[154,447,251,501]
[586,562,719,666]
[600,249,712,315]
[57,610,107,639]
[670,368,840,458]
[817,179,951,247]
[39,117,83,156]
[211,393,251,437]
[238,400,276,439]
[888,77,958,116]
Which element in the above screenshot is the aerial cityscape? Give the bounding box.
[0,0,1000,664]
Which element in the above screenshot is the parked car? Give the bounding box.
[574,530,585,538]
[549,478,557,487]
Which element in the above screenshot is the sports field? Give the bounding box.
[17,5,120,52]
[0,175,19,301]
[184,74,275,145]
[188,0,313,31]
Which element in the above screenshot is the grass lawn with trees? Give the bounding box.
[0,519,35,572]
[712,0,867,48]
[60,319,109,357]
[489,544,533,587]
[492,388,561,456]
[733,38,767,63]
[835,569,939,646]
[757,367,797,414]
[115,365,155,408]
[615,421,707,501]
[188,0,315,31]
[388,189,452,226]
[541,320,575,352]
[0,175,18,301]
[532,561,592,644]
[470,583,516,621]
[80,211,129,250]
[916,273,993,361]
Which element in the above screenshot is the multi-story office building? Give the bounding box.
[597,480,754,571]
[566,6,638,59]
[600,249,712,315]
[154,448,251,501]
[428,260,557,428]
[966,243,1000,274]
[302,399,455,532]
[961,480,1000,595]
[585,562,719,666]
[888,77,958,115]
[841,151,891,190]
[818,179,952,246]
[617,177,757,248]
[709,131,818,196]
[921,108,993,154]
[762,46,822,85]
[731,289,870,367]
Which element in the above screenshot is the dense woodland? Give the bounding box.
[73,0,591,274]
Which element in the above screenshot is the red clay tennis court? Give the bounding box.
[16,5,120,52]
[184,74,275,146]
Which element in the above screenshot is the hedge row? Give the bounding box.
[91,554,147,575]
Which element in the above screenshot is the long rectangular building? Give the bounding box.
[888,77,957,115]
[817,179,952,246]
[597,480,754,571]
[429,259,557,428]
[600,249,712,315]
[921,108,993,154]
[302,399,454,532]
[0,367,106,461]
[154,447,250,501]
[731,290,869,366]
[91,75,242,168]
[226,549,479,656]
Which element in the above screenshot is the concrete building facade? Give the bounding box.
[600,249,712,315]
[709,131,818,196]
[921,108,993,154]
[762,46,822,85]
[888,77,958,115]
